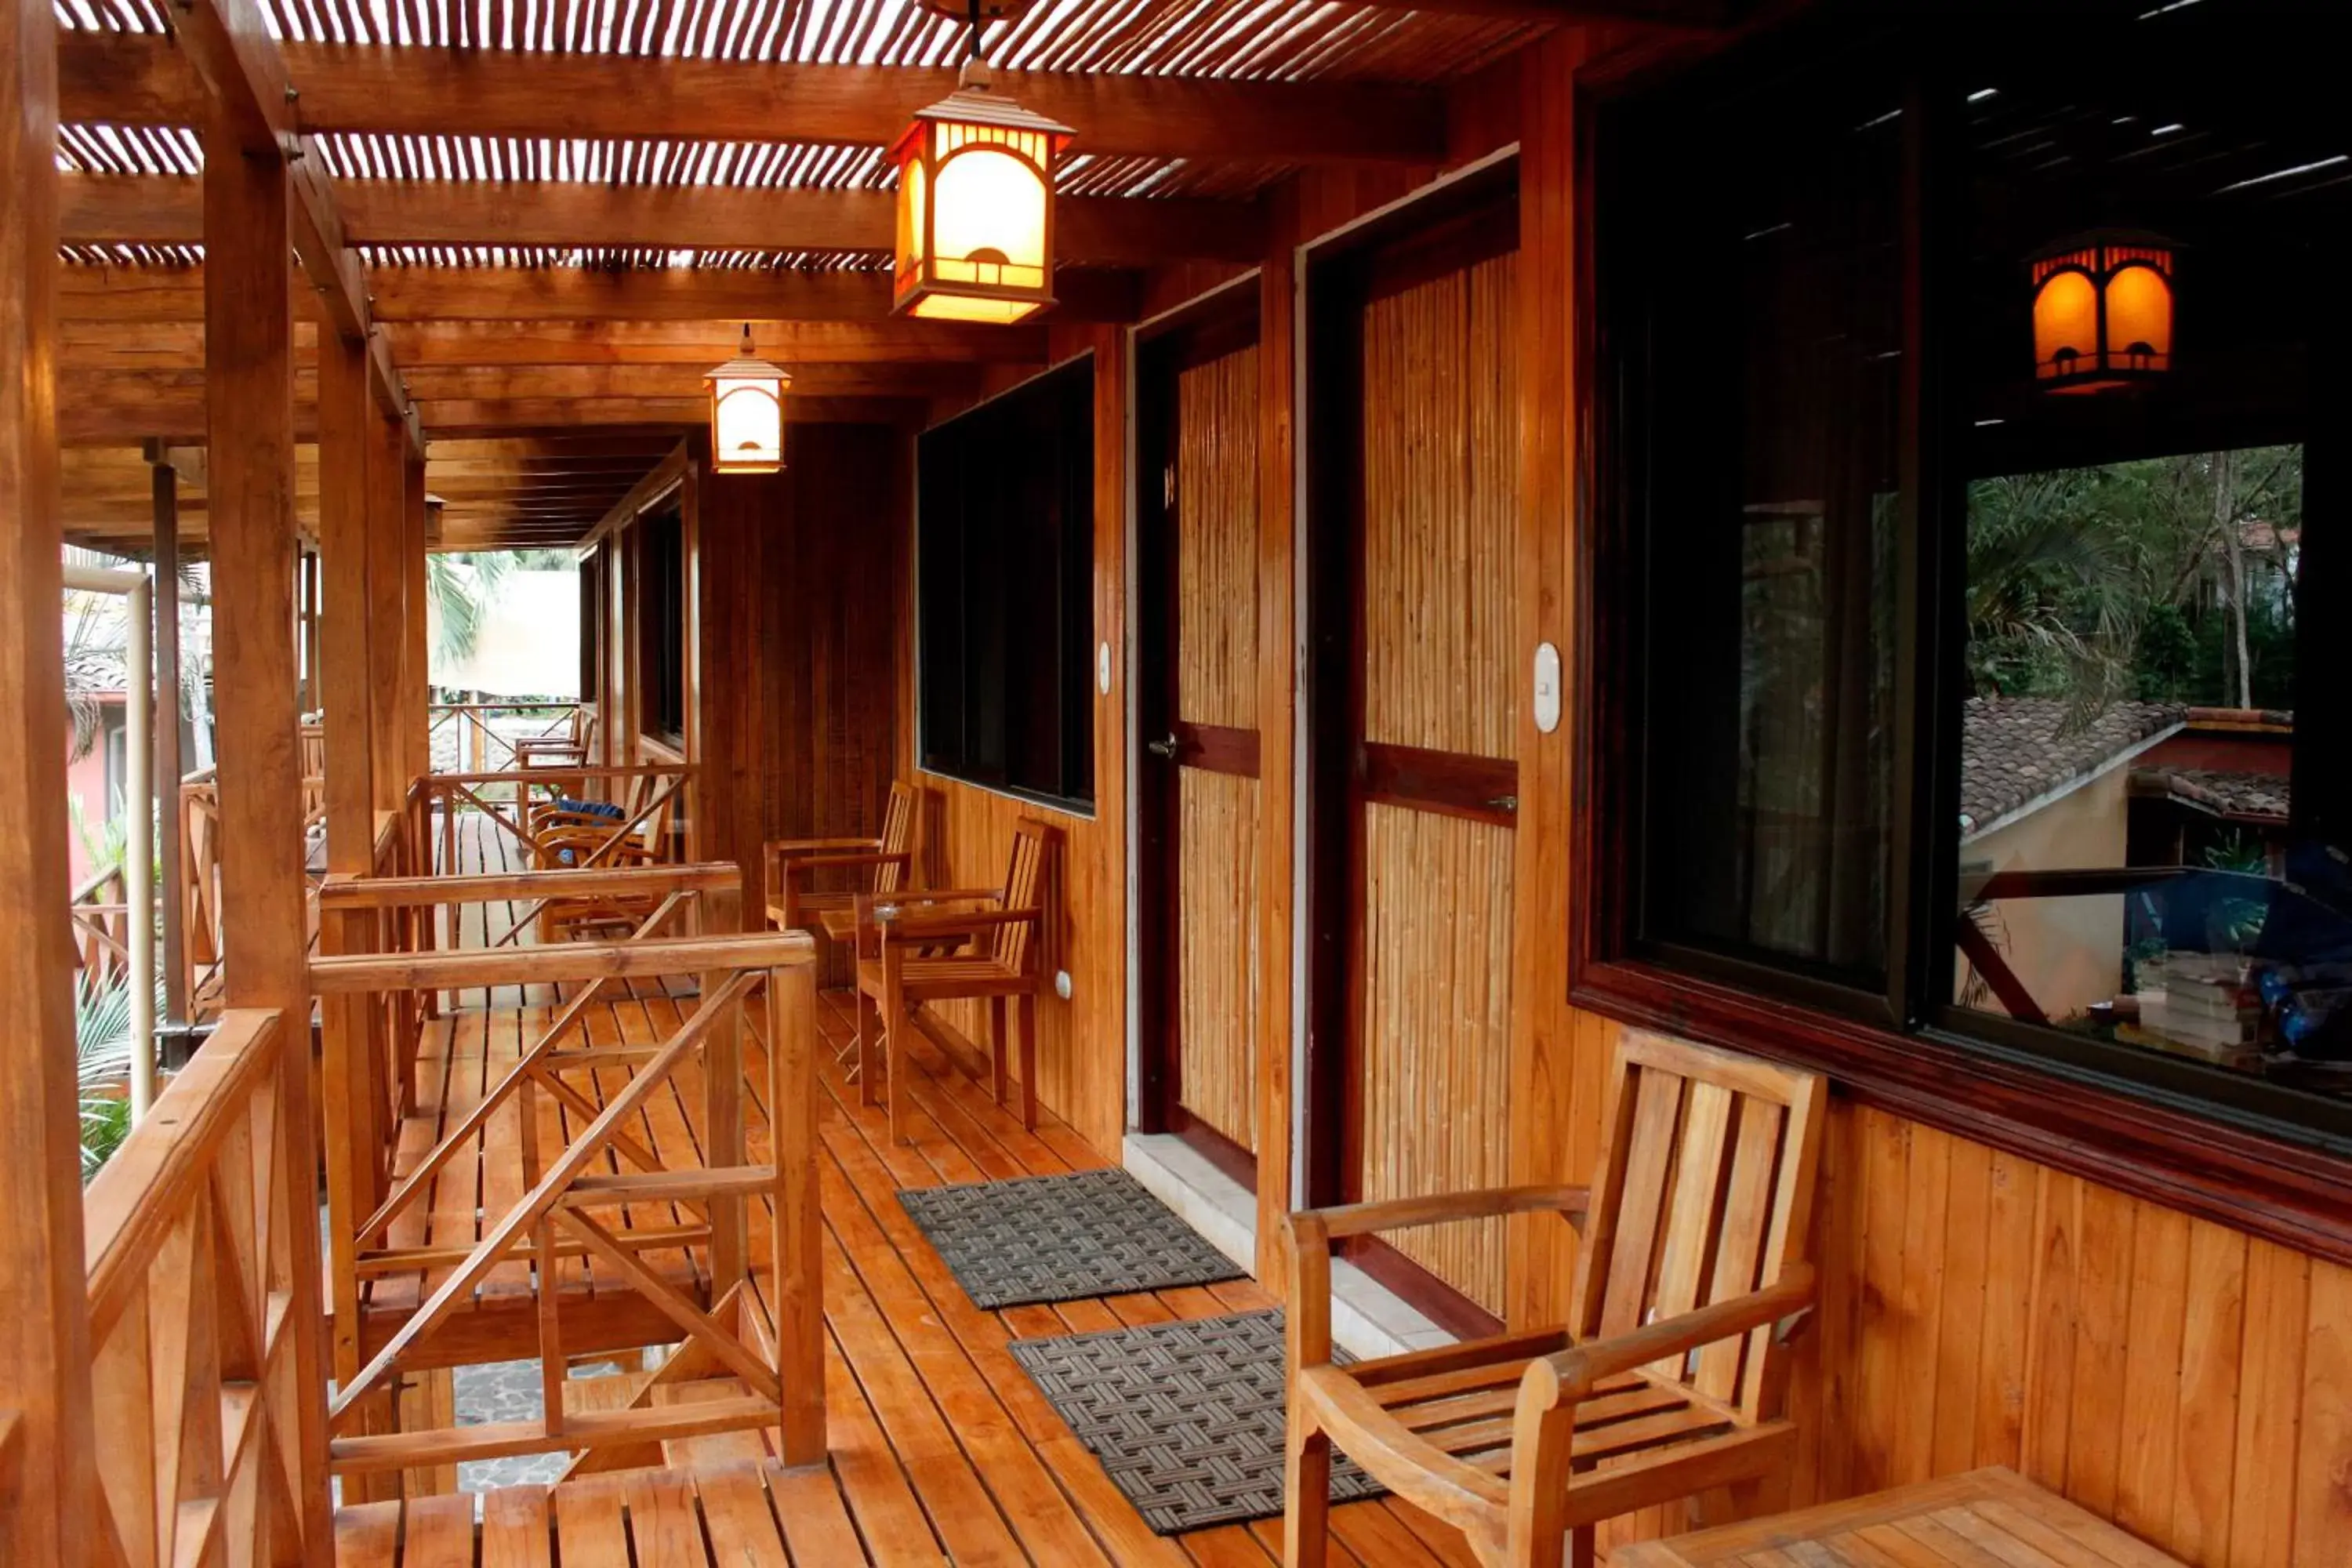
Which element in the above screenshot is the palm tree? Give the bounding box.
[425,550,516,673]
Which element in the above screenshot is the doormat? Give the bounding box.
[896,1168,1243,1310]
[1008,1309,1385,1534]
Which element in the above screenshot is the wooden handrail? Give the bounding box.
[318,861,739,910]
[422,762,688,786]
[84,1008,283,1335]
[310,930,813,993]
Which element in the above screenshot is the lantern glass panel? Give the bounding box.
[2033,269,2100,381]
[896,154,929,275]
[2103,262,2172,371]
[931,147,1049,293]
[713,378,782,471]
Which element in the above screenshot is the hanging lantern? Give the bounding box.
[891,1,1073,324]
[704,326,789,473]
[2029,233,2175,393]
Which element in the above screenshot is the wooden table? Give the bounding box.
[1613,1468,2186,1567]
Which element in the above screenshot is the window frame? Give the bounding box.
[1570,16,2352,1269]
[913,352,1099,817]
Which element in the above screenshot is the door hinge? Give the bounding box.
[1163,463,1177,509]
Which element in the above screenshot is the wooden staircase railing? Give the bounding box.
[80,1007,332,1566]
[67,861,131,983]
[310,873,819,1481]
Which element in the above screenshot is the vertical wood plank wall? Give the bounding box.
[1175,345,1261,1152]
[1355,251,1521,1316]
[903,323,1131,1156]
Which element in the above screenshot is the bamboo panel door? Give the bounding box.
[1310,188,1521,1335]
[1138,308,1265,1189]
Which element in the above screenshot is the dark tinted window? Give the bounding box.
[917,357,1096,809]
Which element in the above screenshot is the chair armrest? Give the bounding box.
[1527,1265,1818,1409]
[1294,1185,1592,1243]
[882,906,1040,945]
[766,837,885,857]
[872,887,1004,907]
[781,851,910,877]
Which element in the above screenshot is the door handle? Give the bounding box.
[1486,794,1519,814]
[1147,732,1181,760]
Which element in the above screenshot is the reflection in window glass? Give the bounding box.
[1620,64,1902,984]
[1955,34,2352,1098]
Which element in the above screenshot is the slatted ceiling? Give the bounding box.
[53,0,1534,79]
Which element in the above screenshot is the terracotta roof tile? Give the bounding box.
[1959,697,2183,834]
[2130,767,2292,822]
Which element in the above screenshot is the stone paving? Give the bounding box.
[454,1358,626,1492]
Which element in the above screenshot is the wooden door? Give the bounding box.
[1310,196,1520,1334]
[1138,313,1263,1189]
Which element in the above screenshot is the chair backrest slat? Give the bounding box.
[993,818,1056,973]
[876,782,918,895]
[1570,1030,1825,1421]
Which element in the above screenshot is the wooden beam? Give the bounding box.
[60,33,1450,163]
[62,172,1268,267]
[60,316,1048,371]
[154,0,418,450]
[414,394,924,436]
[1,0,99,1551]
[60,260,1144,323]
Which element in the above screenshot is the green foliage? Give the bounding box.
[74,971,142,1179]
[1967,445,2302,713]
[426,551,515,668]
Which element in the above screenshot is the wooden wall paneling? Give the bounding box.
[908,332,1127,1156]
[201,97,333,1553]
[688,445,761,926]
[0,0,99,1550]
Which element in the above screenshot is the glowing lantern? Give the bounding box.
[891,62,1073,324]
[2030,234,2174,392]
[704,326,789,473]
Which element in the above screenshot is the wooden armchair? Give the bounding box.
[764,779,925,963]
[517,706,597,768]
[530,776,678,942]
[851,816,1058,1146]
[1285,1033,1827,1568]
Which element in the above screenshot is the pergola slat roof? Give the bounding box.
[48,0,1714,547]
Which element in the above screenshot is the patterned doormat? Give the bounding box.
[897,1169,1244,1310]
[1008,1309,1386,1534]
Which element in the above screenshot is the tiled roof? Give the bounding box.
[2131,767,2292,822]
[1959,697,2183,834]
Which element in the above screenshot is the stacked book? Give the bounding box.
[2137,951,2263,1066]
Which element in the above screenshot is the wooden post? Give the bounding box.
[151,456,190,1033]
[368,382,410,814]
[202,94,333,1554]
[769,958,824,1466]
[1,0,100,1552]
[320,329,377,873]
[405,453,430,784]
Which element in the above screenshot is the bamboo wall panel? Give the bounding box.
[1359,803,1514,1316]
[1177,344,1260,730]
[1360,249,1520,760]
[1178,768,1259,1151]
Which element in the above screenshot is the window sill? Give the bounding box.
[1570,957,2352,1269]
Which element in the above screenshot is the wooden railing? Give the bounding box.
[81,1007,331,1565]
[428,700,589,778]
[311,866,821,1478]
[405,760,692,906]
[179,768,223,1022]
[68,861,131,982]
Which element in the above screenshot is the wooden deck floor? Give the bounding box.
[336,981,1481,1566]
